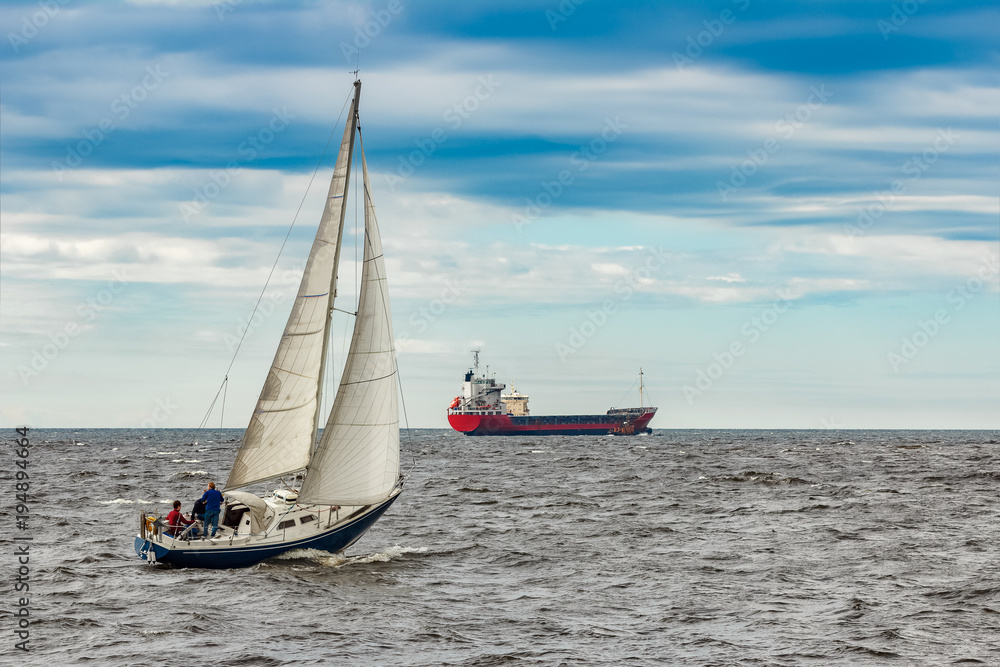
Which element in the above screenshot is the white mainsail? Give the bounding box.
[225,89,360,490]
[299,142,400,506]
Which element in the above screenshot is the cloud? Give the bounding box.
[1,0,996,428]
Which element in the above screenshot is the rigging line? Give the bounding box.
[354,122,360,324]
[198,384,223,429]
[639,387,656,408]
[197,88,354,431]
[398,365,416,478]
[613,376,640,409]
[338,122,360,380]
[329,309,337,421]
[218,375,227,477]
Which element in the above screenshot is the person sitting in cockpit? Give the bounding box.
[166,500,195,537]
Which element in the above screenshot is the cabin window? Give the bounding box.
[300,515,316,524]
[278,519,296,530]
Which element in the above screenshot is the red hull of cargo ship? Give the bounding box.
[448,410,656,436]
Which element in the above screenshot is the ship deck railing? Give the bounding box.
[607,407,657,416]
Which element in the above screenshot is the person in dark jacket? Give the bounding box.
[192,497,207,522]
[199,481,225,539]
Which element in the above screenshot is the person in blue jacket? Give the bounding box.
[199,481,225,539]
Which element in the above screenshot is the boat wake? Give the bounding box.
[276,545,427,567]
[345,545,427,564]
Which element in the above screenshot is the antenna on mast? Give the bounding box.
[639,368,644,408]
[472,348,481,374]
[351,52,361,82]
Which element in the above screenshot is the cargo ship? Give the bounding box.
[447,352,657,436]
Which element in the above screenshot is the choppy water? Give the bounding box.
[2,428,999,665]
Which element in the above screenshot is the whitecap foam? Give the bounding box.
[181,470,208,475]
[278,545,427,567]
[275,548,337,560]
[172,459,203,463]
[345,545,427,564]
[100,498,156,505]
[156,451,179,455]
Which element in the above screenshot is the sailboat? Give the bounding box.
[134,79,403,568]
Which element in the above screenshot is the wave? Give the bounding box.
[100,498,156,505]
[346,545,427,564]
[274,548,337,560]
[172,470,208,478]
[708,470,813,485]
[275,545,427,567]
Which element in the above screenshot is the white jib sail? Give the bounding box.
[299,142,400,506]
[226,93,359,490]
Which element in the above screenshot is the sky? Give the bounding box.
[1,0,997,429]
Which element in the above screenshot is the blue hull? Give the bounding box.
[134,493,399,569]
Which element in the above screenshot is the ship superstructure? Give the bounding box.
[501,384,529,416]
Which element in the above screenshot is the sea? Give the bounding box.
[2,428,999,666]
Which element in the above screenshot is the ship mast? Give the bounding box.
[639,368,644,408]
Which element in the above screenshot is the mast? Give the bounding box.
[639,368,644,408]
[313,78,362,451]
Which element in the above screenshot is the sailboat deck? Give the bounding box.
[145,501,368,551]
